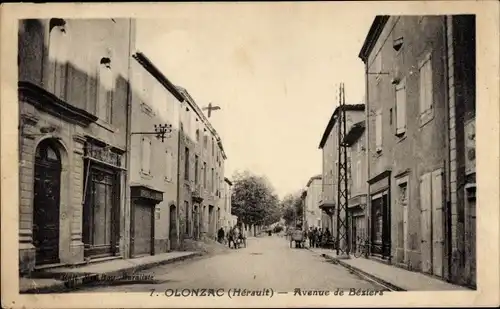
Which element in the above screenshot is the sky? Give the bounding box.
[136,3,375,198]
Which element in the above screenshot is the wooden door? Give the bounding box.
[83,166,117,258]
[420,172,432,274]
[431,169,444,277]
[33,141,61,265]
[133,201,153,256]
[169,205,177,250]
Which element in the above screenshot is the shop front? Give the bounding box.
[82,139,125,259]
[347,194,367,253]
[130,185,164,257]
[367,170,391,260]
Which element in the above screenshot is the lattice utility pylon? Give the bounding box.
[336,83,350,256]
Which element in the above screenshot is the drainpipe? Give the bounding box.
[176,112,182,249]
[443,15,453,282]
[124,18,134,259]
[364,61,371,258]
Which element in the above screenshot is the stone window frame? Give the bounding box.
[396,173,410,259]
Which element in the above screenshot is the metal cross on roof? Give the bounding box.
[202,102,221,118]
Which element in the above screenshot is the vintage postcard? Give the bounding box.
[1,1,499,308]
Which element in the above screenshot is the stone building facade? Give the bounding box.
[223,177,234,232]
[176,87,227,244]
[18,18,135,273]
[318,104,365,249]
[358,15,476,287]
[128,52,184,256]
[304,175,322,230]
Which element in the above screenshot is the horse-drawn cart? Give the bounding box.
[289,229,305,248]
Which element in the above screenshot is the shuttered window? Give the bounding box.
[395,78,407,136]
[375,109,383,152]
[419,168,444,276]
[97,60,114,123]
[356,160,362,189]
[419,53,433,115]
[141,137,151,174]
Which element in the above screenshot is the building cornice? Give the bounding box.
[18,81,98,127]
[318,104,365,149]
[306,174,322,187]
[358,16,390,63]
[132,51,185,102]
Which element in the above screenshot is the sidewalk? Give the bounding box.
[308,248,471,291]
[20,251,201,293]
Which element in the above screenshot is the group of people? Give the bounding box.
[307,227,332,248]
[217,225,247,249]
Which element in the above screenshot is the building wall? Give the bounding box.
[129,59,180,254]
[305,178,322,229]
[365,15,448,272]
[18,18,134,272]
[177,89,226,243]
[223,180,233,231]
[321,109,365,240]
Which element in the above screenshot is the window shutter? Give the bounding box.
[396,82,406,135]
[419,172,432,273]
[147,139,152,174]
[141,137,147,173]
[419,62,427,115]
[375,110,382,151]
[431,168,444,277]
[425,58,433,110]
[356,160,361,188]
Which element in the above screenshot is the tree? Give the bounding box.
[231,170,281,231]
[280,191,304,227]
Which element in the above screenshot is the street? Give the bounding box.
[75,235,387,293]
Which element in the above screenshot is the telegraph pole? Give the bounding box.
[336,83,350,258]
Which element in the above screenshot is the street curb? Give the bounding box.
[20,252,203,294]
[318,253,406,291]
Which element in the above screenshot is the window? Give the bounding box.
[212,138,215,156]
[184,201,190,234]
[203,162,207,188]
[97,57,114,123]
[372,52,382,81]
[141,137,151,174]
[375,109,383,153]
[419,52,434,124]
[196,129,200,142]
[203,135,208,149]
[211,168,215,192]
[185,108,191,138]
[184,147,190,181]
[216,172,219,193]
[165,150,171,181]
[395,78,407,136]
[356,160,362,188]
[194,155,199,185]
[48,19,68,98]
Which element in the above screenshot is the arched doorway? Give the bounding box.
[33,139,62,265]
[169,205,177,250]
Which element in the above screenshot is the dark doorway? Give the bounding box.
[33,139,62,265]
[83,164,119,258]
[193,205,199,240]
[169,205,177,250]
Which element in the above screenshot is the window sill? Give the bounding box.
[95,118,116,133]
[419,110,434,128]
[140,171,153,180]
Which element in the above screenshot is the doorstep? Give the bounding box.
[308,248,471,291]
[20,251,202,293]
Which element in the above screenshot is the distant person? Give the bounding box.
[324,227,331,242]
[308,227,314,248]
[217,227,225,244]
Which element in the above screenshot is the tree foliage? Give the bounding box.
[231,170,281,227]
[280,191,304,226]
